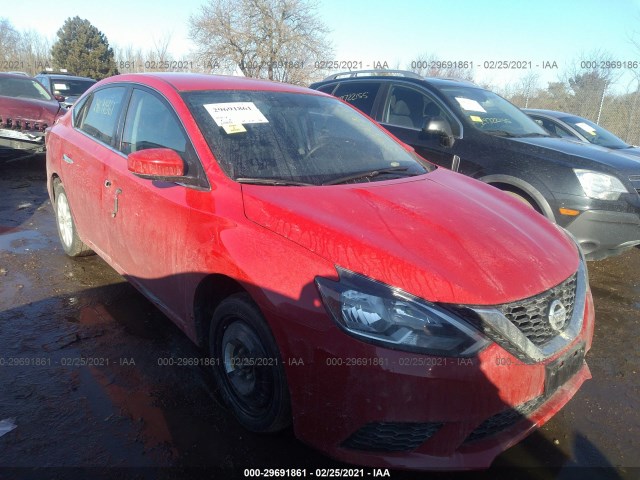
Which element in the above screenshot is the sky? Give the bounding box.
[4,0,640,91]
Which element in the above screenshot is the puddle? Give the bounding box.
[0,229,51,254]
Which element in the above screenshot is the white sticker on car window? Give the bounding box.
[455,97,486,113]
[53,83,69,90]
[575,122,597,135]
[204,102,269,127]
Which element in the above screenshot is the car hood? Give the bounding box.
[242,169,578,305]
[502,136,640,174]
[612,146,640,159]
[0,95,62,124]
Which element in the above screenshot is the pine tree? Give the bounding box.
[51,17,118,80]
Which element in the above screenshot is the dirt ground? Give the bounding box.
[0,150,638,480]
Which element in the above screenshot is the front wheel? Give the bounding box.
[209,293,291,433]
[54,182,93,257]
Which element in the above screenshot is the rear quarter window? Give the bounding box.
[331,82,381,116]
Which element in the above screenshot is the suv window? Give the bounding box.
[382,84,458,135]
[76,87,126,145]
[331,82,381,115]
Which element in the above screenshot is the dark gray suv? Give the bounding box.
[310,70,640,260]
[35,72,96,108]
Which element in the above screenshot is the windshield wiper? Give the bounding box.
[486,130,516,137]
[322,167,414,185]
[236,177,315,186]
[517,132,550,138]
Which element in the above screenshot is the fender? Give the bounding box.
[480,173,556,223]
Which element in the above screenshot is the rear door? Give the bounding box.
[60,85,127,258]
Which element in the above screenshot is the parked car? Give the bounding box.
[0,72,65,152]
[524,108,640,157]
[35,71,96,108]
[46,73,594,471]
[310,71,640,261]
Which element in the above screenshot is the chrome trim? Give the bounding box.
[471,259,587,364]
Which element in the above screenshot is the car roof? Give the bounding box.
[312,73,482,90]
[38,73,96,82]
[0,72,36,80]
[100,73,319,95]
[522,108,577,119]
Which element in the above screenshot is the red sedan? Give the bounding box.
[45,73,594,470]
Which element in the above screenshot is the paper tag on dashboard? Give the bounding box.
[204,102,268,127]
[455,97,486,113]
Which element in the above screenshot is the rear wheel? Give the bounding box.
[209,293,291,433]
[54,182,93,257]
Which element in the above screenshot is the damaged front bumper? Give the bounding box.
[0,127,46,152]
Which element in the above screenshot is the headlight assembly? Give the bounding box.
[315,267,489,356]
[574,169,628,201]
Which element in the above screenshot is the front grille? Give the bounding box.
[463,396,545,443]
[342,421,442,452]
[497,273,577,346]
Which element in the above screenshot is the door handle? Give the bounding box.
[62,154,73,164]
[111,188,122,218]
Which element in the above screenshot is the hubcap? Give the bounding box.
[56,193,73,248]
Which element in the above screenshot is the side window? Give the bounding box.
[77,87,126,145]
[316,84,336,94]
[121,88,203,180]
[331,82,381,115]
[534,117,571,138]
[382,84,458,135]
[73,95,90,127]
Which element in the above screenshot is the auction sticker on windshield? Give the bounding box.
[204,102,269,126]
[455,97,486,113]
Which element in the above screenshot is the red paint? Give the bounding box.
[127,148,185,177]
[45,73,594,470]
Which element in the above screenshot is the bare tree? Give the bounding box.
[562,50,621,122]
[0,18,21,63]
[189,0,333,84]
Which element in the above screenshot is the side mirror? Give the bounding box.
[423,118,455,148]
[54,94,66,103]
[127,148,185,180]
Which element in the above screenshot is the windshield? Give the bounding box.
[439,86,549,137]
[559,115,629,149]
[183,90,430,185]
[0,77,53,101]
[50,78,96,97]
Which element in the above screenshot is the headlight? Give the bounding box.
[315,267,490,356]
[574,169,627,200]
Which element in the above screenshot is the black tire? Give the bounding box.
[53,181,94,257]
[209,293,291,433]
